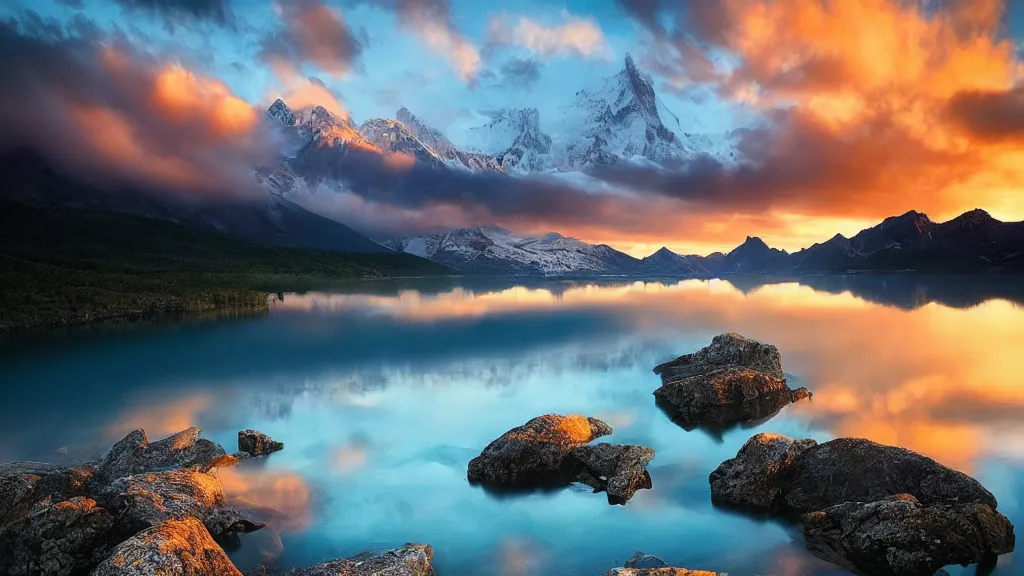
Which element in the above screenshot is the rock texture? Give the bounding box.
[93,517,243,576]
[467,414,654,504]
[653,334,810,430]
[238,430,285,457]
[467,414,613,486]
[0,496,115,576]
[293,543,436,576]
[573,444,655,505]
[624,552,668,569]
[602,569,720,576]
[97,427,235,479]
[708,433,817,510]
[802,494,1015,576]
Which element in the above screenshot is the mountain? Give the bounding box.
[359,117,447,168]
[0,148,391,254]
[716,237,792,274]
[792,234,859,273]
[383,226,639,276]
[636,247,708,275]
[396,107,503,172]
[464,108,554,173]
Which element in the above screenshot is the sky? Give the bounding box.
[1,0,1024,257]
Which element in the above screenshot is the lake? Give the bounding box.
[1,275,1022,575]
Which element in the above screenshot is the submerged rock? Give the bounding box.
[802,494,1015,576]
[97,427,236,480]
[624,552,668,569]
[573,444,655,505]
[654,332,784,383]
[238,429,285,457]
[467,414,613,486]
[93,517,242,576]
[99,469,263,538]
[293,543,435,576]
[653,334,809,431]
[0,496,116,576]
[711,434,997,513]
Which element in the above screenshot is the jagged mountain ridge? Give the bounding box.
[383,226,639,276]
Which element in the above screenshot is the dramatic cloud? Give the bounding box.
[0,18,277,198]
[487,11,609,59]
[259,0,363,79]
[498,57,541,91]
[610,0,1024,226]
[113,0,234,29]
[354,0,480,83]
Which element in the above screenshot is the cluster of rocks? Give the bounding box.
[467,414,655,505]
[652,333,811,431]
[710,433,1016,575]
[0,426,436,576]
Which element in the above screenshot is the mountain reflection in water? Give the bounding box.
[0,274,1021,576]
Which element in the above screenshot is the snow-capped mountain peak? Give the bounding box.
[395,107,504,173]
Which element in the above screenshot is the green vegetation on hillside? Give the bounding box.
[0,199,452,332]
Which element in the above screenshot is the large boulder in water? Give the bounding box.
[624,552,668,568]
[238,429,284,457]
[293,543,435,576]
[802,494,1015,576]
[572,443,655,505]
[97,428,239,480]
[98,469,263,539]
[654,332,784,383]
[93,517,242,576]
[711,434,998,512]
[602,569,720,576]
[653,334,810,430]
[0,496,116,576]
[467,414,612,486]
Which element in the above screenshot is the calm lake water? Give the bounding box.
[1,275,1022,575]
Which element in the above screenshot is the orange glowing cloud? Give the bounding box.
[217,466,312,531]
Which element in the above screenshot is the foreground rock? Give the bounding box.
[467,414,654,504]
[603,568,719,575]
[803,494,1015,576]
[653,334,810,430]
[0,496,115,576]
[710,434,998,513]
[97,427,238,480]
[238,429,284,457]
[467,414,612,486]
[711,433,1015,574]
[625,552,668,569]
[93,517,243,576]
[573,444,655,505]
[294,543,436,576]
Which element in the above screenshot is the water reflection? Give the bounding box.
[0,274,1021,575]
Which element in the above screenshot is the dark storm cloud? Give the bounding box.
[499,57,541,91]
[947,86,1024,142]
[113,0,234,29]
[258,0,364,78]
[0,18,277,198]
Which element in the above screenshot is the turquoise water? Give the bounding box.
[1,275,1021,575]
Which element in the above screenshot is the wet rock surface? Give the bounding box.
[711,433,1015,574]
[467,414,654,503]
[573,444,655,505]
[293,543,436,576]
[92,517,243,576]
[0,496,116,576]
[603,568,720,576]
[238,429,285,457]
[653,334,810,430]
[802,494,1016,576]
[97,427,235,479]
[624,552,668,569]
[467,414,613,486]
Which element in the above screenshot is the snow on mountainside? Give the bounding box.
[396,107,504,172]
[464,108,555,174]
[384,226,639,275]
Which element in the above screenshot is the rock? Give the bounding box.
[0,496,116,576]
[99,469,263,539]
[624,552,668,569]
[92,517,243,576]
[653,335,808,431]
[293,543,435,576]
[653,332,783,383]
[238,430,285,457]
[802,494,1015,576]
[572,443,654,505]
[598,565,720,569]
[97,428,236,480]
[709,433,817,510]
[0,463,98,528]
[654,367,807,430]
[467,414,613,486]
[711,434,999,514]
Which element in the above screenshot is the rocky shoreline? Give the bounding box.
[0,333,1015,575]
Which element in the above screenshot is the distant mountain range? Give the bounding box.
[385,209,1024,276]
